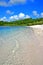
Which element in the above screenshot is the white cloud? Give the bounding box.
[10,15,18,21]
[41,12,43,17]
[25,15,30,18]
[0,13,30,21]
[9,0,26,4]
[0,0,26,6]
[0,0,35,6]
[18,13,30,19]
[18,13,25,19]
[0,1,7,6]
[9,13,30,21]
[6,10,14,14]
[32,11,39,17]
[0,17,7,21]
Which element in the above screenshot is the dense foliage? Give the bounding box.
[0,18,43,26]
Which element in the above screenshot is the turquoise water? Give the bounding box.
[0,26,26,37]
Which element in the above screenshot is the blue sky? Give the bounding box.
[0,0,43,21]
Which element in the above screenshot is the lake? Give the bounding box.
[0,26,43,65]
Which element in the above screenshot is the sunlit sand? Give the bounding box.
[0,25,43,65]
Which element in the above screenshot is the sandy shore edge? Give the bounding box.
[26,25,43,30]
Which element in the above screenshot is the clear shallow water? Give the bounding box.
[0,26,43,65]
[0,26,26,37]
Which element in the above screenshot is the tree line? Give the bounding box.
[0,18,43,26]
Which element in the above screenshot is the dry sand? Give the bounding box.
[0,25,43,65]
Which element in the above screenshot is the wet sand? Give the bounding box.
[0,26,43,65]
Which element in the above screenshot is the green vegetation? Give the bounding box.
[0,18,43,26]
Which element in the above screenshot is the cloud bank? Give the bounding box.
[0,11,43,21]
[0,13,30,21]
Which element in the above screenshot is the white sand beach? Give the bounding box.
[0,25,43,65]
[30,25,43,29]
